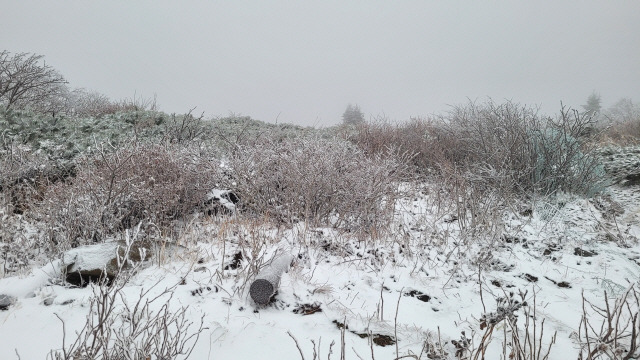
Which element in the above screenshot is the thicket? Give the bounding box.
[35,144,221,249]
[1,105,405,260]
[350,100,608,199]
[228,135,406,231]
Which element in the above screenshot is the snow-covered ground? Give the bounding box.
[1,182,639,359]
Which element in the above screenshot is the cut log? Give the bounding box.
[249,254,293,305]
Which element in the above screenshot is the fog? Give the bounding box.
[1,1,639,126]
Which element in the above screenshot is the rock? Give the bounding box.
[574,248,598,257]
[43,297,55,306]
[350,331,396,347]
[63,242,120,286]
[404,289,431,302]
[624,173,640,186]
[203,189,239,216]
[223,251,243,270]
[62,240,153,287]
[292,302,322,315]
[0,294,16,310]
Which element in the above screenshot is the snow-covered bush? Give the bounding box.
[531,127,607,197]
[346,117,446,174]
[228,135,406,232]
[0,137,75,215]
[0,108,134,160]
[350,100,606,198]
[211,114,317,152]
[37,144,222,248]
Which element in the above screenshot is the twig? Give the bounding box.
[287,331,306,360]
[395,287,404,359]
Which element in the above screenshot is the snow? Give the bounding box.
[205,188,237,213]
[1,184,640,359]
[62,242,120,274]
[0,261,61,298]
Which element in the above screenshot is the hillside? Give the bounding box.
[1,106,640,359]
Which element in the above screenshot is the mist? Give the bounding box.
[1,1,639,126]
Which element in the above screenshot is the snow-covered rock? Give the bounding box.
[62,242,122,285]
[203,188,239,215]
[0,294,16,310]
[62,239,153,286]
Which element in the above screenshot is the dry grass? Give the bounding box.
[599,119,640,146]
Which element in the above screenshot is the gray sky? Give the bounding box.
[2,1,639,126]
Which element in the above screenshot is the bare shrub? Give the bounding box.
[287,331,337,360]
[49,228,205,360]
[436,101,605,197]
[599,98,640,145]
[574,285,640,359]
[0,141,75,214]
[0,141,61,275]
[468,290,557,360]
[67,90,159,118]
[116,92,158,113]
[0,143,43,213]
[27,82,73,117]
[38,143,221,249]
[228,135,406,232]
[531,107,607,196]
[348,117,447,173]
[70,88,120,118]
[160,108,211,145]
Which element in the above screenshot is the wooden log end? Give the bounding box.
[250,278,275,305]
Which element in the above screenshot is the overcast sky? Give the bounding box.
[1,1,639,126]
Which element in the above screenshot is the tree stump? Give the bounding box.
[249,254,293,305]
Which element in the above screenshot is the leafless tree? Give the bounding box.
[0,50,68,112]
